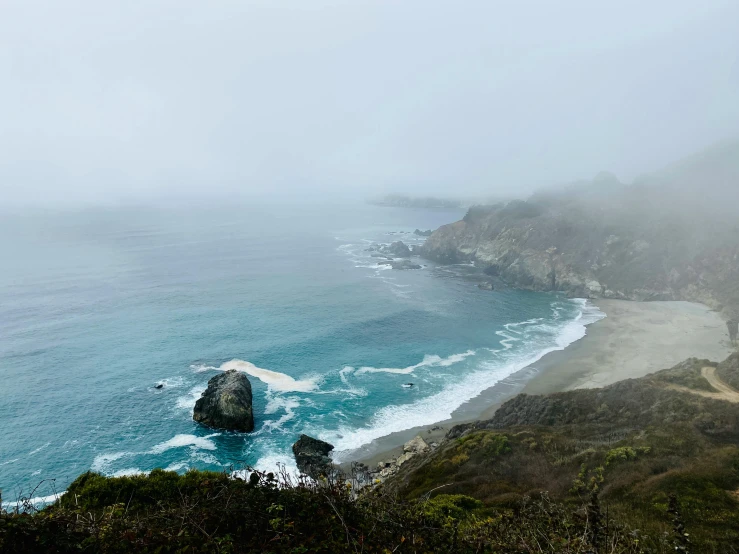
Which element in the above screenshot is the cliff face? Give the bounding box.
[421,142,739,315]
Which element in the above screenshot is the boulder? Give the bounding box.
[403,435,429,454]
[193,370,254,432]
[386,241,412,258]
[292,434,335,478]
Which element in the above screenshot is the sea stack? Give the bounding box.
[292,434,335,478]
[193,370,254,432]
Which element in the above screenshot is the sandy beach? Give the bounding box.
[346,299,734,469]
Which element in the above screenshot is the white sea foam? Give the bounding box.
[28,442,51,456]
[254,451,300,477]
[158,376,186,388]
[219,359,318,392]
[355,350,476,375]
[337,366,367,396]
[149,433,220,454]
[164,462,189,472]
[190,451,220,465]
[91,452,130,473]
[1,458,19,467]
[331,300,605,459]
[257,395,301,434]
[2,492,66,510]
[176,385,206,410]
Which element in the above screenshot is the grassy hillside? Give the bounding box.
[390,355,739,552]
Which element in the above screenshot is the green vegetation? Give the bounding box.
[649,358,718,392]
[1,468,653,553]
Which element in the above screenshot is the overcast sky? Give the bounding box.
[1,0,738,206]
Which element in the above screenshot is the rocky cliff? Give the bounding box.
[421,141,739,317]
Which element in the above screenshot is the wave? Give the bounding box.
[257,395,301,434]
[330,300,605,458]
[194,359,318,393]
[354,350,476,375]
[176,385,207,410]
[253,450,300,477]
[149,433,220,455]
[28,442,51,456]
[91,451,131,473]
[2,492,66,510]
[338,366,367,396]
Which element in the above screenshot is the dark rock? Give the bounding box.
[292,434,334,478]
[193,370,254,432]
[386,241,412,258]
[391,259,422,270]
[155,383,164,389]
[414,229,433,237]
[377,259,422,270]
[477,282,494,290]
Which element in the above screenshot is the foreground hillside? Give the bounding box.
[4,354,739,552]
[421,140,739,318]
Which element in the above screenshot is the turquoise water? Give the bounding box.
[0,202,600,503]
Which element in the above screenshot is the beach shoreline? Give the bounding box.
[343,299,734,470]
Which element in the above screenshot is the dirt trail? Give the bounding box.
[664,367,739,403]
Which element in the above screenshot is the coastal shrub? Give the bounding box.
[455,431,510,459]
[0,470,652,553]
[605,446,651,466]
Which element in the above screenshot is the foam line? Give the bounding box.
[330,300,605,459]
[355,350,476,376]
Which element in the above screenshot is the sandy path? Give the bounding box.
[701,366,739,402]
[664,366,739,403]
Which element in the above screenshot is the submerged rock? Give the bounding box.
[292,434,335,478]
[378,259,422,270]
[193,370,254,432]
[477,282,494,291]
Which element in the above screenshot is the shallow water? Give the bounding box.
[0,202,601,503]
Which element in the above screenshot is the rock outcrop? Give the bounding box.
[386,241,412,258]
[371,435,433,480]
[420,150,739,316]
[193,370,254,432]
[414,229,433,237]
[292,434,335,478]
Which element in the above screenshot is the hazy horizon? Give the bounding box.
[2,0,739,208]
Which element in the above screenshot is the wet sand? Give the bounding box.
[345,300,733,469]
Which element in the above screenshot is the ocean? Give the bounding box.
[0,201,602,504]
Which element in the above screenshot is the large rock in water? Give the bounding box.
[386,241,412,258]
[292,434,334,478]
[193,370,254,432]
